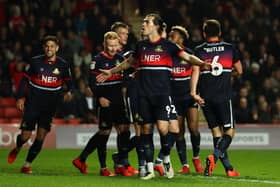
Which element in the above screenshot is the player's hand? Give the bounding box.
[201,61,212,70]
[16,98,25,111]
[96,69,112,83]
[63,91,73,102]
[192,94,205,106]
[99,97,110,107]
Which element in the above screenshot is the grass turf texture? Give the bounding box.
[0,149,279,187]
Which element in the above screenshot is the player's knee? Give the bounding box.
[211,127,223,137]
[223,128,234,137]
[98,129,111,135]
[189,129,200,136]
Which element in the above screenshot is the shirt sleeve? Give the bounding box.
[88,56,99,97]
[232,44,240,64]
[16,61,32,99]
[62,61,74,92]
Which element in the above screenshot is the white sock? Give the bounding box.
[147,162,154,173]
[163,155,170,163]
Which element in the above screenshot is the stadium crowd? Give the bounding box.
[0,0,279,124]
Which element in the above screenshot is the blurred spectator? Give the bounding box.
[0,65,13,97]
[8,5,25,33]
[56,83,78,120]
[270,68,280,95]
[235,97,252,124]
[271,97,280,124]
[72,66,87,88]
[64,30,84,55]
[74,79,97,123]
[258,78,276,105]
[243,62,263,94]
[8,56,25,92]
[257,99,272,123]
[73,47,92,77]
[73,12,88,35]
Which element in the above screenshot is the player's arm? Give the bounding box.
[16,76,28,111]
[190,65,205,106]
[16,62,32,111]
[179,51,210,68]
[232,45,243,76]
[62,63,74,102]
[96,56,134,82]
[232,60,243,76]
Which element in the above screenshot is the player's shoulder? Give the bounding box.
[159,38,174,46]
[31,54,44,61]
[56,56,68,64]
[121,50,135,58]
[195,42,207,50]
[93,53,102,61]
[219,41,233,47]
[137,39,148,47]
[184,47,193,54]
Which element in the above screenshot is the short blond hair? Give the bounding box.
[171,25,189,40]
[104,31,120,41]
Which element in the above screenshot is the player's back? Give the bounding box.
[195,41,239,101]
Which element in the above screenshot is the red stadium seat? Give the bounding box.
[10,118,22,124]
[0,97,17,107]
[52,118,66,125]
[0,118,10,123]
[0,108,4,118]
[3,107,23,118]
[67,118,81,125]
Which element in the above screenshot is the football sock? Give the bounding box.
[176,138,187,165]
[128,135,137,152]
[26,139,43,163]
[16,134,26,148]
[160,133,170,156]
[190,133,201,157]
[160,132,177,156]
[135,135,145,167]
[213,135,232,163]
[168,132,177,148]
[79,133,100,162]
[117,131,130,166]
[220,151,233,171]
[141,134,154,163]
[97,134,110,168]
[218,134,232,153]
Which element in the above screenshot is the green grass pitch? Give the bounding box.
[0,149,280,187]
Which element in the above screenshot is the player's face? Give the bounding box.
[116,27,129,46]
[142,16,157,36]
[168,30,181,44]
[104,38,119,56]
[44,40,58,59]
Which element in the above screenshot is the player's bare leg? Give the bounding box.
[186,107,203,173]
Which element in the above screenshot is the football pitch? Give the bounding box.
[0,149,280,187]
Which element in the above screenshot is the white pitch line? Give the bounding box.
[197,175,280,185]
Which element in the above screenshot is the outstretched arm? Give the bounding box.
[96,56,134,82]
[179,51,210,68]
